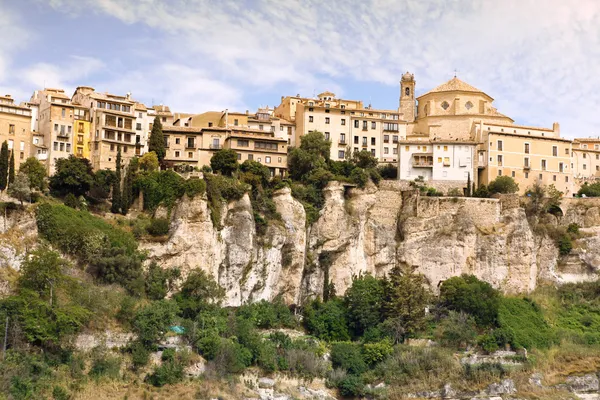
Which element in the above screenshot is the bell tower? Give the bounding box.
[399,72,416,122]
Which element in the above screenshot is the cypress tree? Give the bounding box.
[8,151,15,185]
[0,141,8,191]
[111,149,122,214]
[466,172,471,197]
[121,157,138,215]
[148,116,165,162]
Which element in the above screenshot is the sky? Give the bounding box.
[0,0,599,138]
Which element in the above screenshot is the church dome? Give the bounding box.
[401,71,414,82]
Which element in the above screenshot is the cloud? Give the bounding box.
[23,0,600,137]
[21,56,105,93]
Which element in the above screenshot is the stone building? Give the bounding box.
[0,94,32,170]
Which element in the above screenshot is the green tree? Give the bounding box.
[299,130,331,160]
[111,150,122,214]
[578,182,600,197]
[134,300,180,346]
[288,132,330,181]
[88,169,116,203]
[8,172,31,204]
[174,269,225,319]
[382,266,431,340]
[0,141,8,191]
[302,298,350,341]
[344,273,384,336]
[148,116,165,162]
[488,176,519,194]
[139,151,159,172]
[19,157,46,191]
[49,155,94,197]
[145,262,180,300]
[378,163,398,180]
[8,150,15,185]
[435,311,477,350]
[210,148,239,176]
[122,157,138,215]
[439,274,500,327]
[525,182,562,216]
[352,150,378,169]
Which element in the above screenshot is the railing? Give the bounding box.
[209,144,223,150]
[412,161,433,167]
[57,132,69,138]
[36,153,48,161]
[339,140,346,145]
[186,143,196,149]
[523,164,531,170]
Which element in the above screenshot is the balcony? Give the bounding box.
[36,153,48,161]
[339,140,347,145]
[523,164,531,170]
[56,131,69,138]
[209,144,223,150]
[186,142,196,149]
[412,154,433,168]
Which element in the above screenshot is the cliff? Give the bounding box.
[141,181,600,306]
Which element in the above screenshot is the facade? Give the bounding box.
[30,88,76,173]
[163,126,203,166]
[134,103,149,157]
[274,92,404,162]
[72,86,137,170]
[73,104,91,159]
[0,95,32,170]
[572,138,600,186]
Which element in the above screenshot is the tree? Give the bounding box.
[302,298,350,341]
[439,274,500,327]
[49,155,94,197]
[488,176,519,194]
[148,116,165,162]
[378,163,398,180]
[382,266,431,340]
[134,300,180,346]
[0,141,8,191]
[299,131,331,160]
[19,157,46,191]
[139,151,159,172]
[19,247,70,303]
[578,182,600,197]
[352,150,378,169]
[8,172,31,204]
[344,273,384,336]
[88,169,116,203]
[8,151,15,185]
[111,150,122,214]
[288,132,330,181]
[145,263,180,300]
[174,269,225,319]
[466,173,471,197]
[122,157,138,215]
[435,311,477,350]
[210,148,239,176]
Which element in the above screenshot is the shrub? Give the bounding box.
[174,268,225,319]
[497,297,556,349]
[236,299,295,329]
[19,157,47,191]
[50,155,94,197]
[303,298,351,342]
[52,386,70,400]
[558,233,573,255]
[350,168,369,188]
[135,170,186,212]
[130,340,150,368]
[447,187,463,197]
[89,352,121,381]
[210,149,239,176]
[439,274,500,327]
[63,193,80,209]
[488,176,519,194]
[435,311,478,350]
[330,342,367,375]
[344,274,384,337]
[337,374,365,397]
[139,152,160,172]
[198,335,222,360]
[145,263,180,301]
[578,182,600,197]
[147,358,184,387]
[185,178,206,198]
[133,300,180,346]
[362,339,393,365]
[472,184,490,198]
[147,218,170,236]
[213,339,253,373]
[567,223,580,235]
[378,163,398,180]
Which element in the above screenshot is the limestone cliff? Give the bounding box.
[141,181,600,306]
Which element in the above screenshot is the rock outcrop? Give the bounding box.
[138,181,600,306]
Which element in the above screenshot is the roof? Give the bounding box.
[419,77,492,100]
[318,91,336,97]
[135,103,148,111]
[162,126,202,133]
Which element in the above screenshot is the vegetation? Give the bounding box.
[8,172,31,204]
[111,149,122,214]
[19,157,47,191]
[148,117,165,162]
[0,141,8,191]
[8,150,15,185]
[210,148,239,176]
[578,181,600,197]
[50,155,95,197]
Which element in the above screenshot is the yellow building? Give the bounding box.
[0,94,32,170]
[73,103,91,159]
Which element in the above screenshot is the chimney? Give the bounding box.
[553,122,560,134]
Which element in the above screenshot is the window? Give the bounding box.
[552,146,558,157]
[338,150,345,159]
[66,144,71,152]
[136,123,142,130]
[384,135,389,143]
[61,108,65,117]
[53,142,58,151]
[325,117,330,124]
[441,101,450,110]
[383,123,399,131]
[8,124,14,134]
[340,133,345,143]
[234,119,239,126]
[512,171,515,177]
[371,149,376,156]
[384,147,389,154]
[280,126,284,131]
[405,146,409,151]
[597,154,599,160]
[175,138,180,145]
[465,101,473,110]
[278,157,282,163]
[237,139,249,147]
[354,120,359,128]
[54,124,58,132]
[308,107,314,112]
[371,121,376,129]
[393,136,398,143]
[259,124,264,130]
[443,146,448,151]
[309,116,314,123]
[324,132,330,140]
[497,155,503,166]
[524,157,530,167]
[341,119,346,125]
[325,109,330,114]
[248,154,253,161]
[566,148,570,155]
[237,153,241,160]
[175,151,180,157]
[541,159,547,170]
[497,140,503,151]
[393,147,398,154]
[525,172,529,178]
[325,104,330,109]
[362,137,367,146]
[559,162,564,173]
[371,138,376,145]
[362,121,367,130]
[187,137,195,148]
[539,173,543,180]
[162,117,166,122]
[584,164,587,170]
[566,176,569,182]
[443,157,450,166]
[524,143,530,154]
[354,147,358,153]
[405,87,410,96]
[110,144,114,151]
[341,105,346,109]
[354,136,359,144]
[255,141,278,150]
[498,170,503,176]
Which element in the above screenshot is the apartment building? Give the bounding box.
[162,126,202,167]
[398,137,478,183]
[572,138,600,185]
[30,88,76,173]
[0,94,32,170]
[149,104,174,126]
[274,92,404,162]
[73,104,91,159]
[134,103,149,156]
[72,86,137,170]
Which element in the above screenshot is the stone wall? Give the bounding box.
[415,196,500,226]
[380,179,468,194]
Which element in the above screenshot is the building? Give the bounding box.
[73,103,91,159]
[397,74,573,195]
[572,138,600,186]
[162,126,203,167]
[398,137,478,185]
[0,94,32,169]
[274,92,405,162]
[72,86,137,170]
[30,88,78,173]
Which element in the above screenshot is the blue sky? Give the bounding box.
[1,0,600,138]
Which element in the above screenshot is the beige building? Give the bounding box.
[72,87,137,170]
[275,91,404,162]
[0,94,32,170]
[397,74,573,195]
[30,88,78,173]
[163,126,203,167]
[572,138,600,187]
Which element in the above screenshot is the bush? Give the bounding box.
[436,311,477,350]
[578,182,600,197]
[378,163,398,180]
[344,274,384,337]
[63,193,80,209]
[488,176,519,194]
[350,167,369,188]
[330,342,367,375]
[133,300,180,346]
[236,299,295,329]
[130,340,150,368]
[303,298,351,342]
[362,339,393,365]
[147,356,185,387]
[213,339,253,373]
[50,155,94,197]
[337,374,365,397]
[134,170,186,212]
[185,178,206,198]
[205,174,248,227]
[439,274,500,327]
[497,297,556,349]
[147,218,170,236]
[567,223,580,235]
[89,352,121,381]
[210,149,239,176]
[558,232,573,255]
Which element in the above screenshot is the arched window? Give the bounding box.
[405,87,410,96]
[424,104,429,116]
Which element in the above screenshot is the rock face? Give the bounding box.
[141,181,600,306]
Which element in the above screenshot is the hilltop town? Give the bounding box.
[2,73,598,196]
